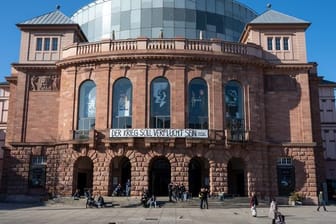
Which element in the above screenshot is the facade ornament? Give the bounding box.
[30,75,60,91]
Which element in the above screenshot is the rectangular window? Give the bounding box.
[275,37,281,50]
[283,37,289,50]
[277,157,293,166]
[36,38,43,51]
[44,38,50,51]
[52,38,58,51]
[29,156,46,188]
[267,37,273,50]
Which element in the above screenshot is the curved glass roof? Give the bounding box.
[72,0,257,42]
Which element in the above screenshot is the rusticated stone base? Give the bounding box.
[1,142,320,204]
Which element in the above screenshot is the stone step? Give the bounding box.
[46,196,268,209]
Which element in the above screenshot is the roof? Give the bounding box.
[249,9,310,25]
[319,79,336,86]
[18,9,76,25]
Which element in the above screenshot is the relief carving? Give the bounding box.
[30,75,60,91]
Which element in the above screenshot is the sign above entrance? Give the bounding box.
[110,129,208,138]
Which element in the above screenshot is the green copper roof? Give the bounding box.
[250,9,310,24]
[18,10,75,25]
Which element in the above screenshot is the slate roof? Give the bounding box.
[18,9,76,25]
[249,9,310,24]
[320,79,336,86]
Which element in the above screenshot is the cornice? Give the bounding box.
[56,51,268,69]
[12,63,58,72]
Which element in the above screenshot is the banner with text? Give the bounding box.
[110,129,208,138]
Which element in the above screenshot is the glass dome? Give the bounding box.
[72,0,257,42]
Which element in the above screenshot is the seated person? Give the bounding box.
[96,193,105,208]
[113,184,122,196]
[73,189,80,200]
[147,195,157,208]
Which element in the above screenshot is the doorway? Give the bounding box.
[228,158,245,196]
[188,157,209,197]
[149,157,171,196]
[73,156,93,195]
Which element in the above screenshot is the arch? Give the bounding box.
[78,80,96,131]
[188,78,208,129]
[109,156,131,196]
[188,157,210,197]
[150,77,170,128]
[112,77,132,128]
[73,156,93,196]
[224,80,244,140]
[227,157,246,196]
[148,156,171,196]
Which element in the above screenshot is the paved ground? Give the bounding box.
[0,198,335,224]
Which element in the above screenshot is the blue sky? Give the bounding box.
[0,0,335,82]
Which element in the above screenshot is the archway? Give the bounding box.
[109,156,131,196]
[188,157,210,197]
[227,158,246,196]
[149,157,171,196]
[73,156,93,196]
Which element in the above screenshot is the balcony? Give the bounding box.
[225,119,249,143]
[60,38,263,65]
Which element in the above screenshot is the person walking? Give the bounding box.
[317,191,327,212]
[250,193,258,217]
[269,198,278,224]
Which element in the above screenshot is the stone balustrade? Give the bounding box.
[62,38,262,60]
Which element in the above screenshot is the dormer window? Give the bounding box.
[266,36,290,51]
[35,37,59,51]
[283,37,289,50]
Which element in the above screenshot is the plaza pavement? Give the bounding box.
[0,198,335,224]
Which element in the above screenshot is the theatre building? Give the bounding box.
[0,0,325,203]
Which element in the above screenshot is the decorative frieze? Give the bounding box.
[30,75,60,91]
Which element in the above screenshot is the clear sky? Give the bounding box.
[0,0,335,82]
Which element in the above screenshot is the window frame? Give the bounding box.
[35,36,59,52]
[150,77,171,129]
[188,78,208,129]
[29,155,47,188]
[112,78,133,129]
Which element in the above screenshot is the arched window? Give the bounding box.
[78,80,96,131]
[225,80,244,140]
[188,78,208,129]
[150,77,170,128]
[112,78,132,128]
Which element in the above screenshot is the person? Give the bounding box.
[113,183,122,196]
[199,188,204,209]
[168,182,173,202]
[250,193,258,217]
[199,188,209,209]
[73,189,80,200]
[317,191,327,211]
[203,187,209,209]
[85,189,96,208]
[147,195,157,208]
[269,198,278,224]
[96,193,105,208]
[125,179,131,197]
[141,188,149,208]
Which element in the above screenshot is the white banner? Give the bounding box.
[110,129,208,138]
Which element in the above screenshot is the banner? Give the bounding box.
[110,129,208,138]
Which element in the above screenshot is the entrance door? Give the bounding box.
[228,158,245,196]
[149,157,171,196]
[189,159,202,197]
[73,157,93,195]
[110,156,131,195]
